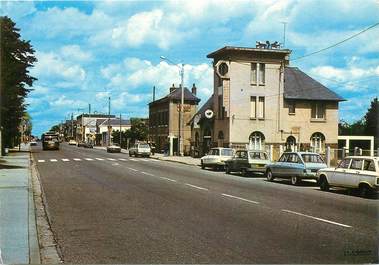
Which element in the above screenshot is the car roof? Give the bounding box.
[211,147,233,150]
[282,152,320,155]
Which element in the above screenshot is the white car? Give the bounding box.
[201,147,234,170]
[317,156,379,197]
[68,139,77,145]
[129,143,151,157]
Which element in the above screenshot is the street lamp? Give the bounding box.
[160,56,184,156]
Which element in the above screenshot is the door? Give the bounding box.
[330,158,351,185]
[345,158,363,187]
[272,153,288,176]
[238,151,249,171]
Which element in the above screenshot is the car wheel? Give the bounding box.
[266,169,274,181]
[225,165,231,174]
[201,161,205,169]
[359,184,371,198]
[241,168,248,177]
[319,176,329,191]
[291,176,300,185]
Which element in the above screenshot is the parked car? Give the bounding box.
[200,147,234,170]
[317,156,379,197]
[129,143,151,157]
[265,152,327,185]
[68,139,77,145]
[83,142,93,148]
[77,141,86,147]
[107,144,121,153]
[225,150,270,176]
[30,140,37,146]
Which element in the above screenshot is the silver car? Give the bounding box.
[265,152,327,185]
[129,143,151,157]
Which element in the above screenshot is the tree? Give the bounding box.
[50,125,60,133]
[364,97,378,138]
[129,118,148,142]
[0,16,37,151]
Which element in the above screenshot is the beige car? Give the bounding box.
[317,156,379,197]
[201,147,234,170]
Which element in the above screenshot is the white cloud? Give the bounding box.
[0,1,36,20]
[60,45,93,62]
[49,95,86,109]
[32,51,86,87]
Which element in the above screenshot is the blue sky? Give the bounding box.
[2,0,379,136]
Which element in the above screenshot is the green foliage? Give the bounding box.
[364,97,378,138]
[50,125,60,133]
[0,16,37,148]
[111,118,148,148]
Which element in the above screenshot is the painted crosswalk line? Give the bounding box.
[73,158,82,161]
[118,158,127,161]
[50,159,58,162]
[38,159,45,163]
[85,158,94,161]
[107,158,116,161]
[95,158,105,161]
[62,159,70,162]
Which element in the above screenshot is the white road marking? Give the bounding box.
[141,171,154,176]
[221,193,260,204]
[73,158,81,161]
[50,159,58,162]
[185,183,209,191]
[107,158,116,161]
[85,158,94,161]
[142,159,150,161]
[129,158,138,161]
[281,209,352,228]
[95,158,105,161]
[127,167,138,172]
[38,159,45,163]
[112,163,119,166]
[118,158,127,161]
[62,159,70,162]
[159,177,177,182]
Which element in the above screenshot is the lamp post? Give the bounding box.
[160,56,184,156]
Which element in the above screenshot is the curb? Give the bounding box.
[30,154,62,263]
[151,156,201,167]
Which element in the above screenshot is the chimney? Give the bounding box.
[170,83,175,93]
[191,83,197,95]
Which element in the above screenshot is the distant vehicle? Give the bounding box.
[225,150,270,176]
[68,140,77,145]
[41,132,60,150]
[200,147,234,170]
[107,143,121,153]
[30,140,37,146]
[77,141,86,147]
[317,156,379,197]
[129,143,151,157]
[83,142,93,148]
[265,152,327,185]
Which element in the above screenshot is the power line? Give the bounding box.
[291,22,379,61]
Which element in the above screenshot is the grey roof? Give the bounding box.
[284,67,345,101]
[150,87,200,105]
[188,95,214,125]
[98,118,130,127]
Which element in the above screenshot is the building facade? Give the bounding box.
[96,118,131,146]
[76,114,115,143]
[149,84,200,155]
[192,45,344,159]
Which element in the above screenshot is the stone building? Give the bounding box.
[191,45,344,159]
[149,84,200,155]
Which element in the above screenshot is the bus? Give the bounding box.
[42,132,60,150]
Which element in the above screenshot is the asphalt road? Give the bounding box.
[31,143,378,263]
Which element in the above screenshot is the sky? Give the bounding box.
[2,0,379,136]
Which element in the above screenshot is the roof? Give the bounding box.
[188,95,214,125]
[284,67,345,101]
[207,46,291,58]
[149,87,200,105]
[98,118,131,127]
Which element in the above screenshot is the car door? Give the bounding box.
[330,158,351,185]
[230,151,241,170]
[345,158,364,187]
[360,159,377,186]
[272,153,288,176]
[239,151,249,171]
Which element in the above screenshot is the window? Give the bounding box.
[363,160,375,171]
[240,151,248,159]
[259,63,265,85]
[249,131,265,150]
[250,63,257,84]
[258,97,265,118]
[250,96,256,118]
[301,154,324,164]
[350,159,363,170]
[310,132,325,153]
[218,130,224,139]
[210,149,220,155]
[221,149,233,156]
[279,153,289,162]
[249,152,268,160]
[218,62,229,76]
[337,158,351,169]
[218,95,224,119]
[288,101,296,114]
[311,103,325,119]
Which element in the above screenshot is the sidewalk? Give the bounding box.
[0,148,39,264]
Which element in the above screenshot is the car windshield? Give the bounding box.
[249,152,267,160]
[221,149,233,156]
[139,144,149,148]
[209,149,220,155]
[301,154,324,163]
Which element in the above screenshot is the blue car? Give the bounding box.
[265,152,327,185]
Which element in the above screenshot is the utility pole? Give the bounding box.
[179,63,184,156]
[119,113,122,146]
[108,97,111,146]
[281,21,287,48]
[71,113,74,138]
[152,86,156,102]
